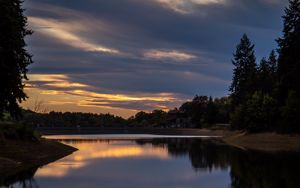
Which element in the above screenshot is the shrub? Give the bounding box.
[0,122,40,141]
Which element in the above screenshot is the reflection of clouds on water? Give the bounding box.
[36,140,169,178]
[3,137,298,188]
[36,161,84,177]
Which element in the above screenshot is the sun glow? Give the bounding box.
[21,74,183,117]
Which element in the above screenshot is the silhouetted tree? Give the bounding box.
[0,0,33,119]
[214,97,231,124]
[127,110,169,127]
[229,34,258,130]
[258,50,277,94]
[229,34,257,108]
[180,95,209,128]
[276,0,300,132]
[277,0,300,103]
[203,96,217,126]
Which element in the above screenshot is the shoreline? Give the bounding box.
[37,127,234,136]
[0,139,77,185]
[39,127,300,152]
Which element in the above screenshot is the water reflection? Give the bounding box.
[36,140,169,178]
[1,136,299,188]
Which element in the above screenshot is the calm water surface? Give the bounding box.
[2,134,300,188]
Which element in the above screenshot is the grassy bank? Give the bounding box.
[0,122,77,185]
[223,132,300,152]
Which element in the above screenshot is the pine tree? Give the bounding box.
[0,0,33,119]
[277,0,300,103]
[229,34,257,108]
[268,50,278,75]
[258,50,277,94]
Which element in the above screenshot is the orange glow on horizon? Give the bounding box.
[21,74,185,118]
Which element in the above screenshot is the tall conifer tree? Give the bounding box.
[277,0,300,132]
[258,50,277,94]
[229,34,257,108]
[0,0,33,118]
[277,0,300,103]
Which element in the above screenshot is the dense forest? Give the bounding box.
[1,0,299,133]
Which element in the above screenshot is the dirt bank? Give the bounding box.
[223,132,300,152]
[0,139,77,184]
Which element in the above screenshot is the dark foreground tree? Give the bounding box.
[277,0,300,132]
[277,0,300,103]
[0,0,33,119]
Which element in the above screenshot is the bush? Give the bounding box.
[0,122,40,141]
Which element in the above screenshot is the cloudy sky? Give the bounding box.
[22,0,288,117]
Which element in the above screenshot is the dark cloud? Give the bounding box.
[22,0,288,112]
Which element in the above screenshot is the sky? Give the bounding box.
[21,0,288,118]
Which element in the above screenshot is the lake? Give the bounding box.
[3,134,300,188]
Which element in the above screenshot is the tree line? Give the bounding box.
[21,110,126,128]
[127,96,230,128]
[21,96,229,128]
